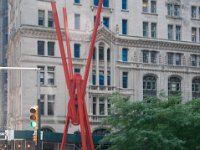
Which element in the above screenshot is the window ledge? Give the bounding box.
[91,5,113,13]
[41,115,55,119]
[167,64,183,66]
[143,63,158,65]
[191,18,200,21]
[166,15,182,20]
[121,9,129,13]
[142,12,158,16]
[37,55,56,58]
[40,85,57,88]
[73,3,82,6]
[37,0,51,2]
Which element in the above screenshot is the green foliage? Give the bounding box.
[100,93,200,150]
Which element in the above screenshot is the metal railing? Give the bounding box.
[89,85,133,94]
[89,115,107,123]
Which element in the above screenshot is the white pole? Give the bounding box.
[0,67,39,70]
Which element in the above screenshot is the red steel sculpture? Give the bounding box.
[51,0,104,149]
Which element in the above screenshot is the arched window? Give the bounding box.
[74,130,81,135]
[143,75,157,98]
[168,76,181,96]
[93,128,110,136]
[192,77,200,99]
[41,127,54,132]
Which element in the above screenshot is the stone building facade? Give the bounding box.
[7,0,200,133]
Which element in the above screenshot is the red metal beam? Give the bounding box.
[63,7,73,78]
[51,0,104,150]
[82,0,104,94]
[51,1,73,98]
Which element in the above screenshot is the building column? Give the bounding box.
[148,51,151,63]
[96,44,99,90]
[105,97,108,115]
[104,45,108,89]
[183,73,192,102]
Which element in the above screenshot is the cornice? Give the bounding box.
[116,61,200,75]
[10,25,200,54]
[97,27,200,53]
[15,25,91,41]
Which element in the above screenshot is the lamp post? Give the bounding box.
[0,67,41,150]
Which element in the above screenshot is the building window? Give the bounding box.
[151,51,157,64]
[94,16,100,26]
[107,100,111,115]
[168,53,173,65]
[192,77,200,99]
[99,97,105,115]
[94,0,98,6]
[37,41,45,55]
[107,48,110,62]
[99,46,104,61]
[93,47,96,60]
[143,0,148,13]
[151,23,157,38]
[47,67,55,85]
[99,70,104,86]
[107,71,111,86]
[122,19,128,35]
[199,7,200,19]
[199,28,200,43]
[74,68,80,74]
[143,22,148,37]
[143,0,157,14]
[48,11,54,28]
[192,27,197,42]
[143,50,149,63]
[40,94,45,115]
[92,97,97,115]
[74,0,80,4]
[75,14,80,30]
[175,53,181,65]
[122,72,128,88]
[168,25,173,40]
[167,4,173,16]
[143,75,157,99]
[40,94,55,116]
[167,4,181,17]
[191,55,197,66]
[92,70,96,85]
[122,48,128,62]
[38,66,45,85]
[174,5,181,17]
[38,10,45,26]
[103,0,109,7]
[151,0,156,13]
[191,6,197,19]
[103,17,109,28]
[47,95,55,116]
[47,42,55,56]
[122,0,127,10]
[168,76,181,96]
[176,25,181,41]
[74,43,80,58]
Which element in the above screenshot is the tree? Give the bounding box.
[100,93,200,150]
